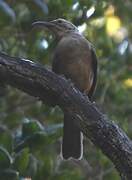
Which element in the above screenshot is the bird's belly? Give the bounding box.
[58,60,93,94]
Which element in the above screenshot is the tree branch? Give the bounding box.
[0,52,132,179]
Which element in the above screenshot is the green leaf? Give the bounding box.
[0,126,13,153]
[0,0,16,22]
[33,0,48,14]
[26,154,38,178]
[0,169,19,180]
[0,146,13,169]
[46,123,63,134]
[13,148,29,175]
[15,132,48,153]
[22,120,44,138]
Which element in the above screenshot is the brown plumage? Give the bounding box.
[32,19,98,159]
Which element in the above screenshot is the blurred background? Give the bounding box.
[0,0,132,179]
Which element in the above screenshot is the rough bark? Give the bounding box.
[0,52,132,179]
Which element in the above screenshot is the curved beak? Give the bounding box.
[32,21,54,29]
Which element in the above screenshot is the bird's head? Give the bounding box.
[32,18,78,39]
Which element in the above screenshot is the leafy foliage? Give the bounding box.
[0,0,131,179]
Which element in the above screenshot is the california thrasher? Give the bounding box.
[32,18,98,160]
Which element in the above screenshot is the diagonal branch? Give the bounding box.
[0,52,132,179]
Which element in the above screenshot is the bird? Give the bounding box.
[32,18,98,160]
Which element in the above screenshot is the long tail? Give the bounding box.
[61,112,83,160]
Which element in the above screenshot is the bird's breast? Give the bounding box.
[52,34,94,92]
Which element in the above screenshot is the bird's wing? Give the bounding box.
[88,47,98,99]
